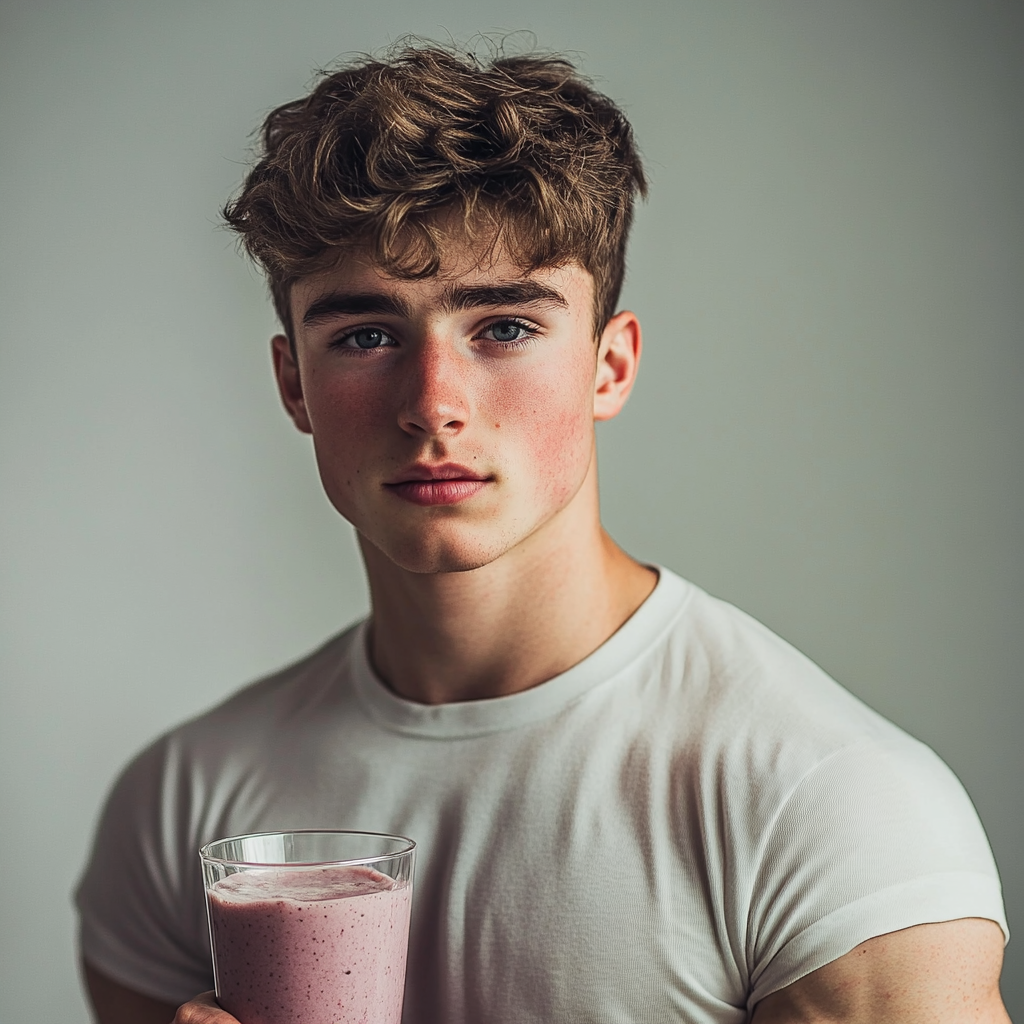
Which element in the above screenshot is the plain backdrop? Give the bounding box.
[1,0,1021,1017]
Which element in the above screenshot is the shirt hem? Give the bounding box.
[747,870,1008,1009]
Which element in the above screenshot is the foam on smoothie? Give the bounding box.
[213,865,396,903]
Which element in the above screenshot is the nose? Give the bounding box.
[397,336,470,438]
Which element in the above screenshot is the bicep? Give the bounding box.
[83,961,179,1024]
[750,918,1009,1024]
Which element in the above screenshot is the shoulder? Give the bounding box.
[170,623,358,747]
[103,623,363,816]
[196,622,361,726]
[646,576,1006,1004]
[640,573,1002,880]
[647,572,912,772]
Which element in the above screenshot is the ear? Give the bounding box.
[271,334,313,434]
[593,310,642,421]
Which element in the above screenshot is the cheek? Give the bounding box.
[532,401,591,473]
[302,376,392,507]
[305,374,384,447]
[491,357,594,495]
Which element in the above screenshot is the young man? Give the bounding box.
[77,44,1009,1024]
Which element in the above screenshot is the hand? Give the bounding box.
[173,991,240,1023]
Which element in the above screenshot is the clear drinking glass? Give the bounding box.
[200,830,416,1024]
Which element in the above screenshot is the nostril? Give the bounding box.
[398,403,467,437]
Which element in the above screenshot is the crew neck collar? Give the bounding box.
[348,567,691,738]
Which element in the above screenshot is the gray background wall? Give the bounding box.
[1,0,1020,1017]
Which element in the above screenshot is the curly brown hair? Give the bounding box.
[223,42,647,336]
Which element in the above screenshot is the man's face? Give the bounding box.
[275,242,637,574]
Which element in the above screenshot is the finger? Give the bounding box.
[173,991,239,1023]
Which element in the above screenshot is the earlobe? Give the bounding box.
[593,311,642,422]
[271,334,313,434]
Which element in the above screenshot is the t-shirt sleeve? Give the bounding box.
[75,735,215,1005]
[745,736,1007,1008]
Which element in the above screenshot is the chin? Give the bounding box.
[366,522,521,575]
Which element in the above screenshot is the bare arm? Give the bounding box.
[751,918,1009,1024]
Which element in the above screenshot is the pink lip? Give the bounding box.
[385,463,492,506]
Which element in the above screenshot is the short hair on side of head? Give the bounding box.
[223,39,647,337]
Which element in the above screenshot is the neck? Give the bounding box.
[360,462,657,705]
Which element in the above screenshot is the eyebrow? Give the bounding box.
[301,292,413,326]
[440,282,568,313]
[300,281,568,327]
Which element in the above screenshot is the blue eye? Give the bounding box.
[483,320,536,344]
[348,328,390,349]
[332,327,395,352]
[490,321,523,342]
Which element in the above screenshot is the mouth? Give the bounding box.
[384,463,493,507]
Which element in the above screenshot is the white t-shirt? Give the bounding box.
[76,569,1006,1022]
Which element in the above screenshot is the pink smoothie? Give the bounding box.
[207,864,412,1024]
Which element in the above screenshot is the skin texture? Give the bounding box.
[82,237,1010,1023]
[750,919,1009,1023]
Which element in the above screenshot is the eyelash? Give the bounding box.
[479,318,541,348]
[329,318,542,354]
[329,327,397,353]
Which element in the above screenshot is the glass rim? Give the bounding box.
[199,829,416,869]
